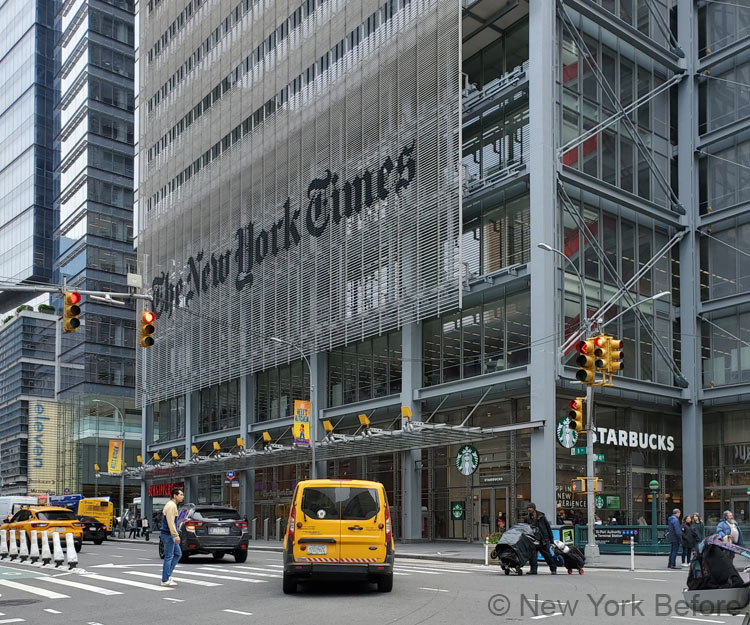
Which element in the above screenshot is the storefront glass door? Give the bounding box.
[474,487,508,540]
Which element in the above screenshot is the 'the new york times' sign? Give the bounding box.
[138,0,461,403]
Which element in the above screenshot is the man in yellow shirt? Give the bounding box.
[160,487,185,587]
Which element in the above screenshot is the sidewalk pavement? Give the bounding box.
[107,535,677,571]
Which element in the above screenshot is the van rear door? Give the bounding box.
[293,485,341,562]
[338,486,385,563]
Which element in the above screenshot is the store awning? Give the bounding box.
[137,420,543,482]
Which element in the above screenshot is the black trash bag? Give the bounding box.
[687,538,750,591]
[493,523,540,567]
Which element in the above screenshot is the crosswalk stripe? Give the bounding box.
[0,619,25,623]
[79,574,172,591]
[396,563,470,572]
[396,565,468,574]
[394,567,440,575]
[44,609,62,613]
[199,567,281,579]
[37,577,123,596]
[0,579,69,599]
[238,566,287,576]
[393,572,410,576]
[174,570,267,584]
[125,571,222,586]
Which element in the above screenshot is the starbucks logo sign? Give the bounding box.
[456,445,479,476]
[557,417,579,449]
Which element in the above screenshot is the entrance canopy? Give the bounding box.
[136,420,543,482]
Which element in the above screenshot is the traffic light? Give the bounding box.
[608,337,624,374]
[63,291,82,332]
[140,310,156,347]
[593,334,609,370]
[571,478,586,493]
[568,397,585,434]
[575,338,596,384]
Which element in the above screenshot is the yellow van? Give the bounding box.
[282,479,394,594]
[78,499,114,532]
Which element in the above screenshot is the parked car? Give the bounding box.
[158,504,249,563]
[1,506,83,552]
[77,515,107,544]
[282,479,394,594]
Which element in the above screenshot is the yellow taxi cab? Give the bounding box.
[2,506,84,552]
[282,479,394,594]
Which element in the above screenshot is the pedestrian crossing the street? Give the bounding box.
[0,557,472,605]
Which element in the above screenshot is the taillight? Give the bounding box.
[288,506,296,542]
[31,522,49,528]
[185,521,203,531]
[234,521,248,530]
[72,523,85,528]
[384,505,392,544]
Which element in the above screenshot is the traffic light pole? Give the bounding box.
[585,383,600,563]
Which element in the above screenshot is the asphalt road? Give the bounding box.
[0,540,735,625]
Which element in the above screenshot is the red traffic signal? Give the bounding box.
[140,310,156,348]
[63,292,82,332]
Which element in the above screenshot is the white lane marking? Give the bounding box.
[393,567,440,575]
[164,597,185,602]
[125,571,221,586]
[199,566,280,579]
[0,619,25,624]
[137,558,152,561]
[634,577,667,582]
[38,577,123,595]
[174,570,267,584]
[531,613,563,620]
[671,618,725,624]
[224,610,253,616]
[44,609,62,613]
[393,572,411,576]
[79,573,172,591]
[115,547,148,552]
[419,587,449,592]
[238,566,287,575]
[111,555,125,558]
[0,579,68,599]
[91,563,163,568]
[395,565,467,574]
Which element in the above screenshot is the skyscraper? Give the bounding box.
[54,0,139,508]
[0,0,55,310]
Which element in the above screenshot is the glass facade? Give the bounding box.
[55,0,136,403]
[0,0,55,309]
[135,0,750,542]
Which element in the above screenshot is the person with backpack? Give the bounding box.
[681,515,698,566]
[667,508,682,569]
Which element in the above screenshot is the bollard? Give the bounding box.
[41,531,52,565]
[51,531,65,567]
[29,531,40,564]
[275,517,281,541]
[630,536,635,572]
[0,529,7,559]
[485,537,489,567]
[263,518,269,541]
[251,517,257,541]
[18,531,28,562]
[8,530,18,561]
[65,533,78,570]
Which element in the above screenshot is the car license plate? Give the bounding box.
[56,527,66,533]
[209,527,230,535]
[307,544,327,555]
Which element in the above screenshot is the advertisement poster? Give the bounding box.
[293,400,310,447]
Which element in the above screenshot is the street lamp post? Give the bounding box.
[269,337,317,479]
[93,399,126,537]
[538,243,598,562]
